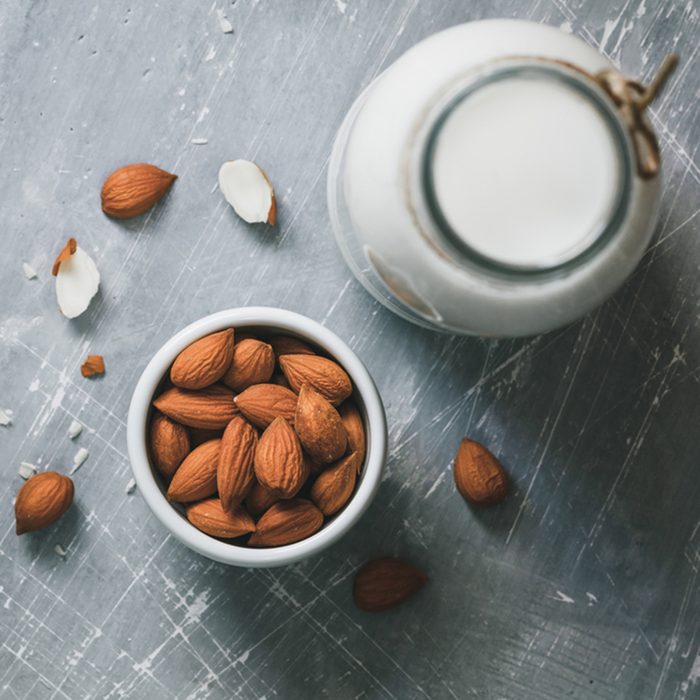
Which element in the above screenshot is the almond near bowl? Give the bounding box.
[127,307,387,568]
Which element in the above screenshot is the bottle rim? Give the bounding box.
[419,61,633,279]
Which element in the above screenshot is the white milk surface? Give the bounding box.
[431,76,621,268]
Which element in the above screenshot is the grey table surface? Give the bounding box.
[1,1,699,698]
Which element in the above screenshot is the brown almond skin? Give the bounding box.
[269,335,315,359]
[310,452,357,516]
[167,439,220,502]
[339,400,366,472]
[185,498,256,539]
[218,416,258,512]
[222,338,275,393]
[101,163,177,219]
[153,384,237,429]
[279,354,352,405]
[245,481,282,517]
[295,385,347,464]
[234,383,297,429]
[254,417,305,498]
[150,413,191,480]
[353,558,428,612]
[15,472,74,535]
[453,438,508,506]
[170,329,234,390]
[248,499,323,547]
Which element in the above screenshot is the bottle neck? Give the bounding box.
[413,61,633,279]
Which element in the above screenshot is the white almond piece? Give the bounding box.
[54,544,67,557]
[18,462,37,480]
[56,246,100,319]
[126,478,137,494]
[216,9,233,33]
[0,408,12,426]
[218,160,276,225]
[23,262,38,280]
[71,447,89,474]
[67,420,83,439]
[191,138,208,145]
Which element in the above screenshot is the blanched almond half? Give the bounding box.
[53,238,100,318]
[218,160,276,225]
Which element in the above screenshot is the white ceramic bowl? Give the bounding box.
[127,307,387,567]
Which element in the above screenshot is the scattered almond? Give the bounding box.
[53,238,100,319]
[218,416,257,512]
[310,452,357,516]
[353,558,428,612]
[185,498,256,539]
[218,160,276,225]
[245,480,282,516]
[295,385,347,463]
[101,163,177,219]
[15,471,74,535]
[167,439,220,502]
[153,384,237,429]
[222,338,275,392]
[269,335,315,358]
[80,354,105,378]
[248,499,323,547]
[234,383,297,429]
[453,438,508,506]
[150,413,191,479]
[339,400,366,472]
[279,354,352,405]
[170,329,234,390]
[254,417,305,498]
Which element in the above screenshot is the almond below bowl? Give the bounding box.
[127,307,387,568]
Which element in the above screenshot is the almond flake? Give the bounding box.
[216,9,233,33]
[18,462,37,480]
[71,447,89,474]
[191,138,208,145]
[0,408,13,426]
[67,420,83,439]
[54,544,67,557]
[54,239,100,319]
[218,160,276,225]
[125,478,137,494]
[80,355,105,378]
[23,262,38,280]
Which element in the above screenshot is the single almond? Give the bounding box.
[295,385,347,463]
[153,384,237,429]
[150,412,191,479]
[80,354,105,378]
[245,480,282,516]
[338,400,366,473]
[15,471,74,535]
[254,417,305,498]
[234,383,297,429]
[353,558,428,612]
[248,499,323,547]
[185,498,256,539]
[279,354,352,405]
[310,452,357,515]
[218,416,258,512]
[166,439,220,502]
[170,329,234,390]
[222,338,275,392]
[101,163,177,219]
[269,335,315,359]
[453,438,508,506]
[190,427,224,446]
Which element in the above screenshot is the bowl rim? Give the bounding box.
[127,307,387,568]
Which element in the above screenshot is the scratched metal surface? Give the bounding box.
[1,1,698,698]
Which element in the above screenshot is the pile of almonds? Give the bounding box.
[149,328,367,547]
